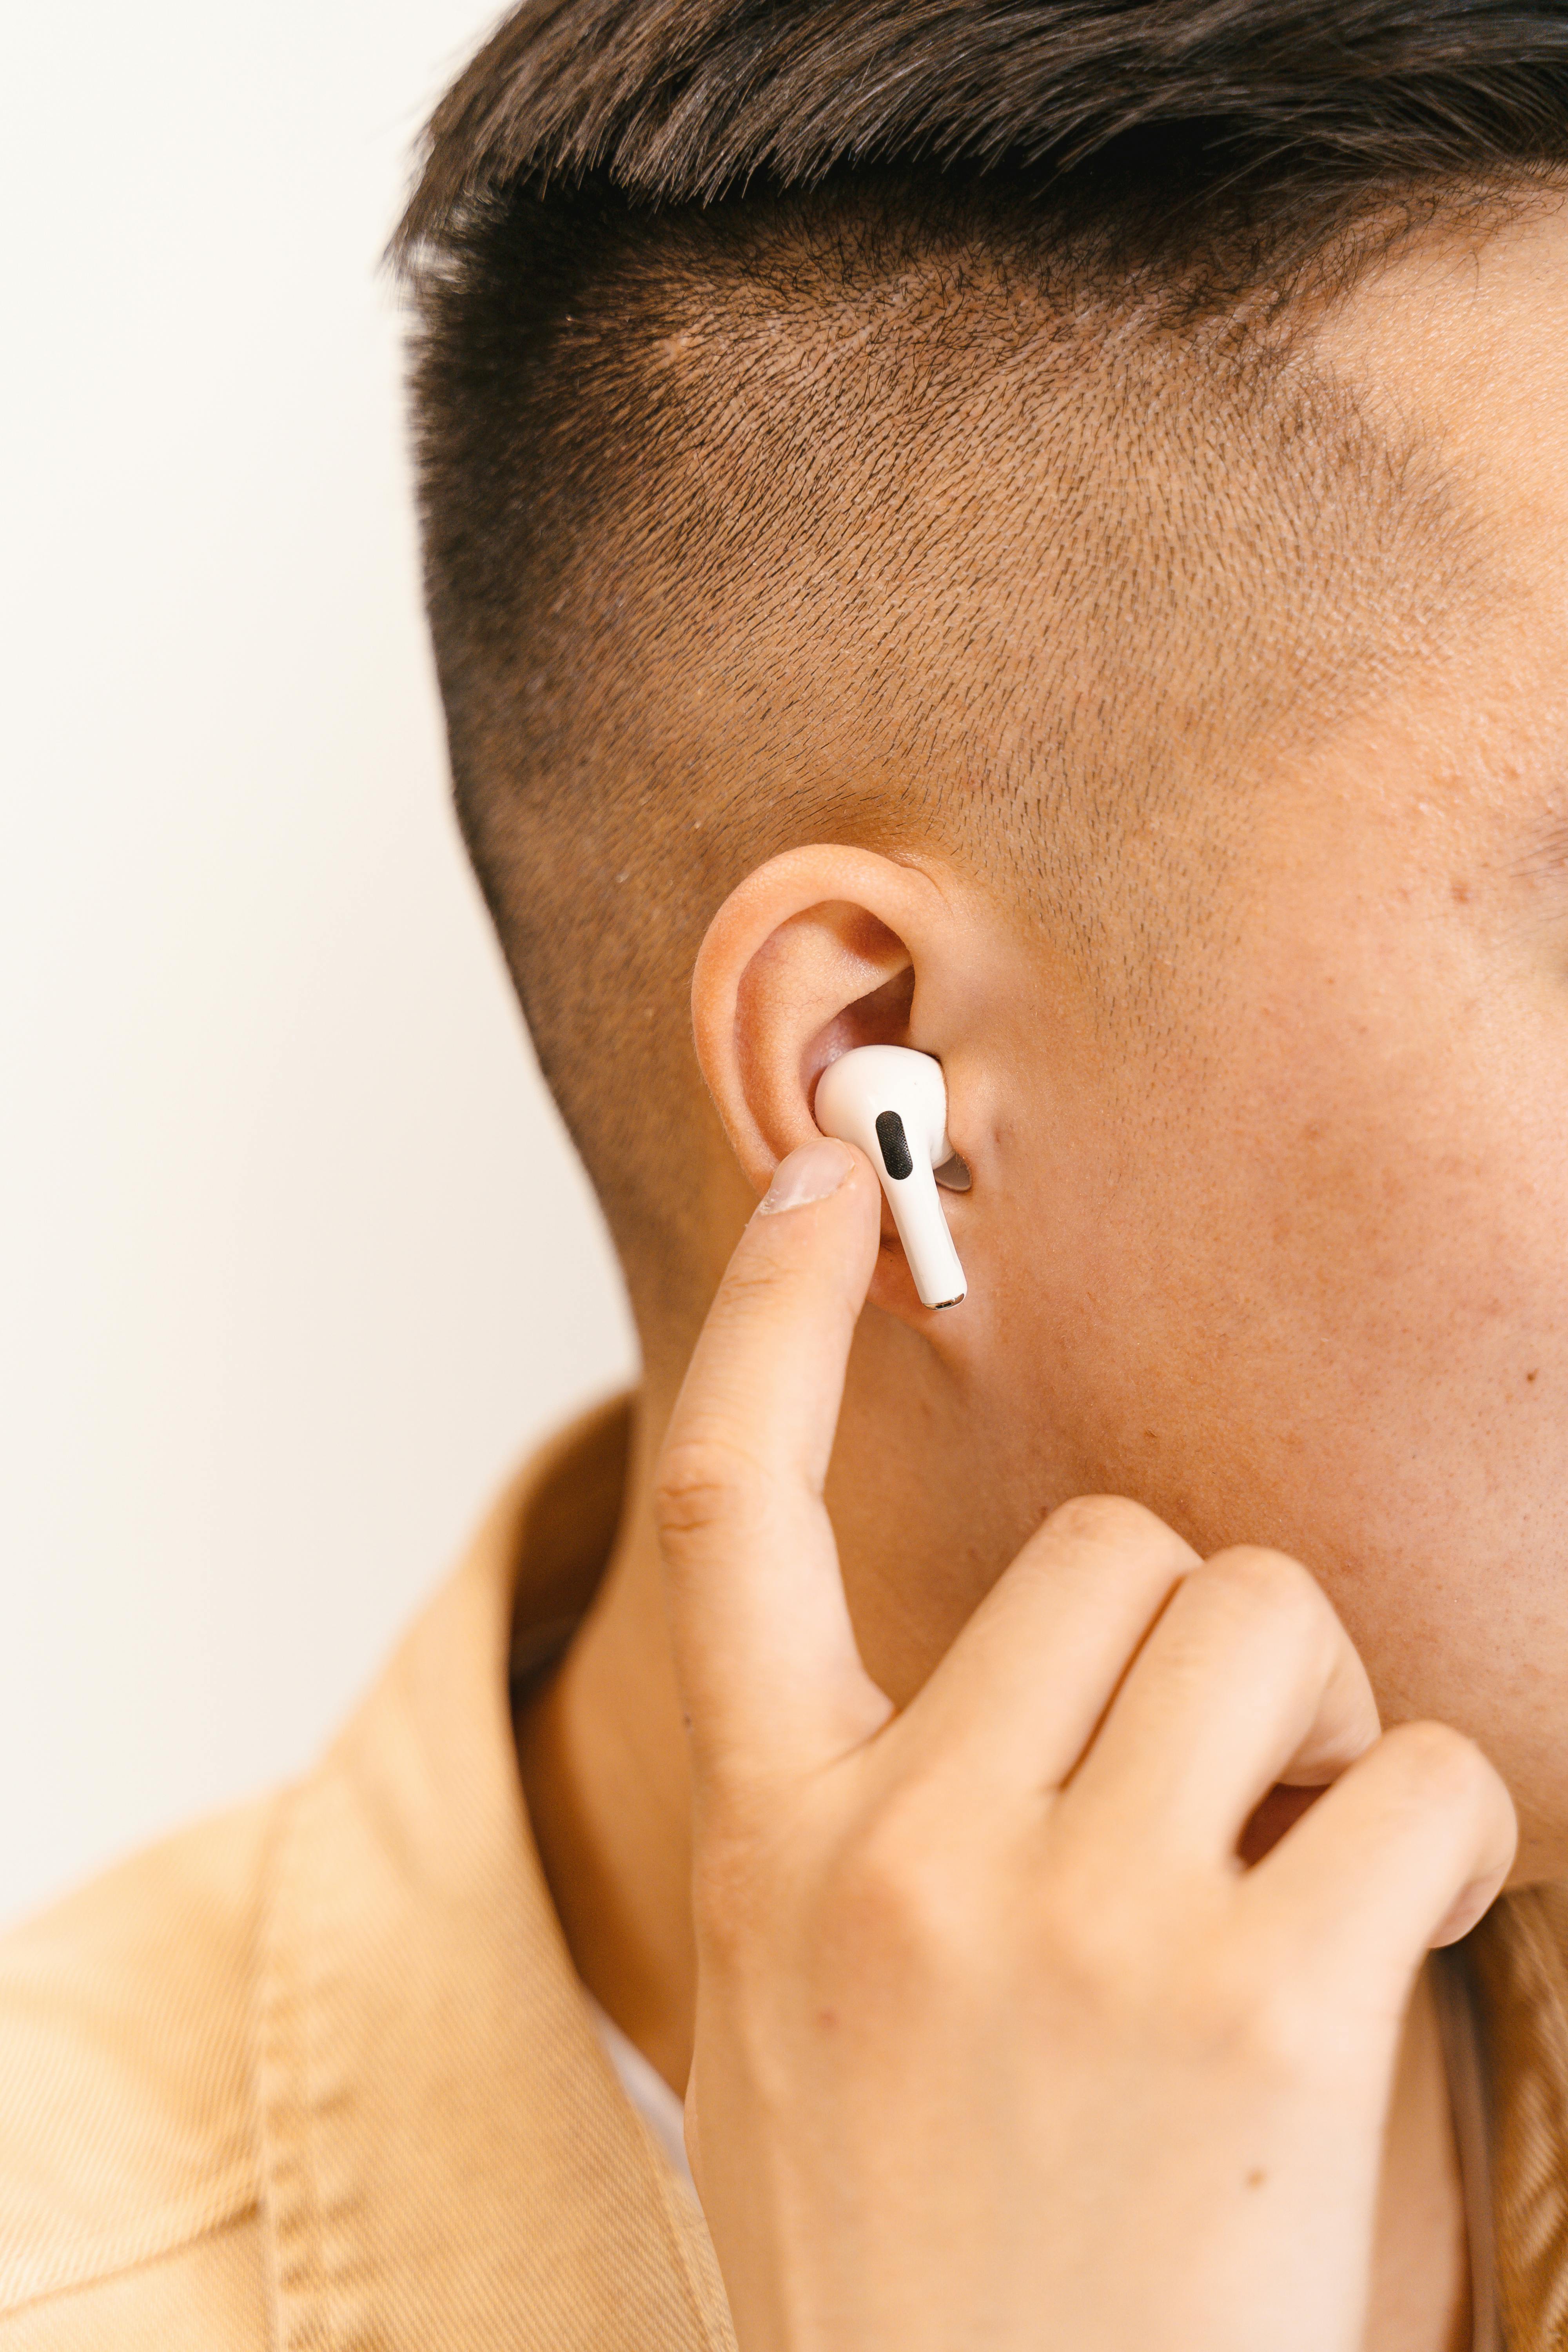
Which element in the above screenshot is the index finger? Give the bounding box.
[654,1137,890,1793]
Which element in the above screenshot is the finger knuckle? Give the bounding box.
[691,1831,773,1969]
[1203,1544,1319,1612]
[653,1434,753,1550]
[1228,1970,1326,2083]
[829,1795,976,1973]
[713,1250,797,1319]
[1196,1546,1328,1644]
[1038,1863,1156,2004]
[1044,1492,1181,1557]
[1150,1925,1327,2083]
[1379,1718,1492,1808]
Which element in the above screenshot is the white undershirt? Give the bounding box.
[586,1992,695,2196]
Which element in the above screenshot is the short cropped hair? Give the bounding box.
[395,3,1568,1308]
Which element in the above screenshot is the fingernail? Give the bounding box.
[758,1138,856,1214]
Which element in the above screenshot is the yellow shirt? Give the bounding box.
[0,1392,1566,2348]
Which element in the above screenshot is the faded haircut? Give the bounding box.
[394,2,1568,1311]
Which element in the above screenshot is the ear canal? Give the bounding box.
[813,1046,968,1309]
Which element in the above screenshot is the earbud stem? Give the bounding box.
[884,1171,967,1308]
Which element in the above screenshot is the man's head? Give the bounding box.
[398,5,1568,1871]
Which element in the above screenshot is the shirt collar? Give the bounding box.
[255,1392,732,2352]
[1471,1880,1568,2345]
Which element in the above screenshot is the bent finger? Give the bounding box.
[1245,1719,1517,1993]
[886,1495,1200,1797]
[1066,1548,1379,1865]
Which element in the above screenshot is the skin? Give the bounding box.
[517,200,1568,2348]
[652,1143,1510,2352]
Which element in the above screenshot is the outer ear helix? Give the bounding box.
[813,1047,967,1309]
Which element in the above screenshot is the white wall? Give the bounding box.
[0,3,638,1928]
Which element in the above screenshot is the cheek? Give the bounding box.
[965,859,1568,1866]
[1063,926,1568,1707]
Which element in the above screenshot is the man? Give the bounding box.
[4,0,1568,2343]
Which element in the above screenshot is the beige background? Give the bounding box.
[0,2,637,1928]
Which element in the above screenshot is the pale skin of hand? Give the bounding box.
[653,1136,1517,2352]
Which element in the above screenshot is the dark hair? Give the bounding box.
[397,2,1568,650]
[394,2,1568,1311]
[399,0,1568,235]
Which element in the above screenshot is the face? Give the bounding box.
[874,201,1568,1877]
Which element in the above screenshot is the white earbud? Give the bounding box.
[813,1045,967,1309]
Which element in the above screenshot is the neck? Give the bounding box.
[514,1377,1471,2350]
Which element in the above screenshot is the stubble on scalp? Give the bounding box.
[445,185,1498,1296]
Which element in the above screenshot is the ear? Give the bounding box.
[692,844,981,1318]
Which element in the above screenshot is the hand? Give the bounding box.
[654,1136,1515,2352]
